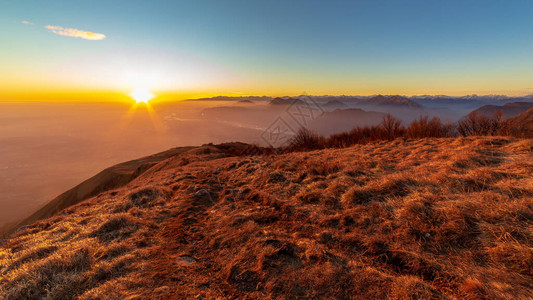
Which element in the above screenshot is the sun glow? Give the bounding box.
[123,87,166,133]
[130,87,154,103]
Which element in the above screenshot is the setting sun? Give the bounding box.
[130,87,154,103]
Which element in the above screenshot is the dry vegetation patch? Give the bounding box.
[1,137,532,299]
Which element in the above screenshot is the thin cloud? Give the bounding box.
[45,25,106,40]
[21,20,34,25]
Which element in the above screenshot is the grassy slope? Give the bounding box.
[0,146,195,239]
[1,137,532,299]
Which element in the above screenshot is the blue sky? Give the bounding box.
[1,0,532,97]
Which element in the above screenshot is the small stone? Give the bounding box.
[192,189,215,206]
[176,255,197,266]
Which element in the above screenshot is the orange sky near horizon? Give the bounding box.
[2,1,533,102]
[1,86,532,103]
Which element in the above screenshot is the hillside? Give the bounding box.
[471,102,533,119]
[1,137,532,299]
[309,108,385,135]
[503,107,533,137]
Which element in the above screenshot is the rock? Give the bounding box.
[176,255,197,266]
[192,189,215,206]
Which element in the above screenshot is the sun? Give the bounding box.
[130,87,154,103]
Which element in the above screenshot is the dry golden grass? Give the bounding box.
[1,137,532,299]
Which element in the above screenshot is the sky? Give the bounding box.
[1,0,533,100]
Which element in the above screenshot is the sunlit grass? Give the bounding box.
[1,137,531,298]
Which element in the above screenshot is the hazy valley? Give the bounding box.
[2,95,533,230]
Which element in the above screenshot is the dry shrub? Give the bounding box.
[457,111,504,136]
[326,130,359,148]
[326,124,395,148]
[407,116,456,138]
[285,110,521,153]
[381,113,405,140]
[287,128,326,151]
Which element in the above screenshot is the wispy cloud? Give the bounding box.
[21,20,34,25]
[45,25,106,40]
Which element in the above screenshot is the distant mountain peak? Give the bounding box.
[470,101,533,119]
[269,97,305,106]
[359,95,421,108]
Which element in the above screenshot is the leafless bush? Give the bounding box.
[406,116,456,138]
[285,109,515,153]
[457,111,503,137]
[287,128,326,151]
[380,114,405,140]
